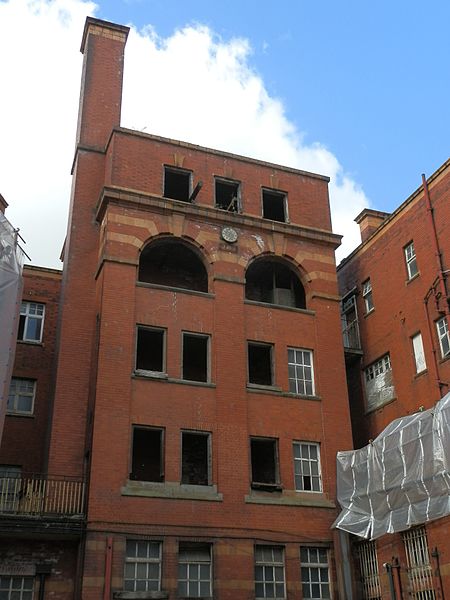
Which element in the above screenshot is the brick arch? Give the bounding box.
[244,253,307,309]
[138,235,210,293]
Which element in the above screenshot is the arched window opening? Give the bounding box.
[139,239,208,293]
[245,259,305,309]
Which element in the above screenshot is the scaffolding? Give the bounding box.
[0,212,25,435]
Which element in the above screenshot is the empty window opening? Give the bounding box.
[182,333,209,382]
[245,259,305,309]
[248,343,273,386]
[18,301,45,342]
[136,327,165,373]
[124,540,162,593]
[215,179,240,212]
[178,543,212,598]
[262,189,287,222]
[164,167,191,202]
[139,239,208,292]
[251,437,279,489]
[181,431,210,486]
[131,427,164,482]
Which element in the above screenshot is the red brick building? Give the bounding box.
[338,159,450,598]
[0,16,354,600]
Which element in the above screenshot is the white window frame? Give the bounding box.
[412,333,427,374]
[293,442,322,492]
[362,280,374,313]
[123,540,162,593]
[364,354,395,411]
[404,241,418,280]
[254,545,286,599]
[178,543,212,598]
[300,546,331,600]
[0,576,34,600]
[19,301,45,342]
[436,316,450,359]
[7,378,36,415]
[288,348,315,396]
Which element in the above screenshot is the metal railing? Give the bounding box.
[0,475,85,517]
[342,317,361,350]
[356,540,382,600]
[403,527,436,599]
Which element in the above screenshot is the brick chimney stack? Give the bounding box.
[355,208,390,243]
[76,17,130,149]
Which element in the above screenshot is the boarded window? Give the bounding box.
[181,432,210,485]
[262,189,287,222]
[182,334,209,382]
[251,438,279,489]
[412,333,426,374]
[164,167,191,202]
[248,343,273,386]
[131,427,164,482]
[136,327,165,373]
[364,354,395,411]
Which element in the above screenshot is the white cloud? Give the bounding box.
[1,0,368,268]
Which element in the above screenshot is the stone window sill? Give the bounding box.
[122,480,223,502]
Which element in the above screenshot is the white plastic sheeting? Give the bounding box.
[0,213,24,429]
[334,392,450,540]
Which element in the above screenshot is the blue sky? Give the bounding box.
[1,0,449,267]
[97,0,450,209]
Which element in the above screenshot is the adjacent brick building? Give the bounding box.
[338,159,450,598]
[0,16,355,600]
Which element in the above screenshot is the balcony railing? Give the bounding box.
[0,475,85,517]
[342,317,361,351]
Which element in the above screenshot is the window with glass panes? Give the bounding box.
[254,545,285,599]
[288,348,314,395]
[404,241,418,280]
[301,547,330,599]
[123,540,161,592]
[362,280,373,313]
[0,576,34,600]
[7,378,35,414]
[293,442,322,492]
[178,543,211,598]
[18,302,45,342]
[437,316,450,358]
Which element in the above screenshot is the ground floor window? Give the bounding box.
[0,576,34,600]
[300,546,330,599]
[254,545,285,599]
[356,540,381,600]
[124,540,161,592]
[403,527,435,599]
[178,543,212,598]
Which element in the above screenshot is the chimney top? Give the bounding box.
[81,17,130,54]
[354,208,390,243]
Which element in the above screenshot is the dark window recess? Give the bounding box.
[248,343,272,386]
[139,239,208,292]
[131,428,163,482]
[182,432,209,485]
[136,328,164,372]
[262,190,286,222]
[251,438,279,488]
[215,179,239,212]
[183,334,208,382]
[164,167,191,202]
[245,259,305,309]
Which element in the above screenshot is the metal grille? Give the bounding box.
[403,527,435,599]
[356,541,381,600]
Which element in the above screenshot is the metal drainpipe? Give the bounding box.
[103,536,113,600]
[422,174,449,305]
[431,547,446,600]
[392,557,403,600]
[384,562,397,600]
[424,293,445,399]
[35,564,52,600]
